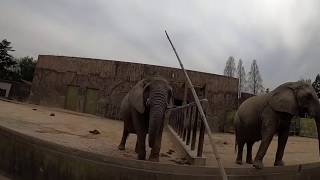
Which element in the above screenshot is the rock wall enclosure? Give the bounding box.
[30,55,238,131]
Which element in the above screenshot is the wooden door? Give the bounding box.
[65,86,80,111]
[84,88,99,114]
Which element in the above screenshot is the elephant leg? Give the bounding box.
[253,115,277,169]
[246,141,254,164]
[118,126,129,150]
[131,110,147,160]
[236,141,245,165]
[136,132,147,160]
[135,141,139,153]
[253,134,274,169]
[274,121,290,166]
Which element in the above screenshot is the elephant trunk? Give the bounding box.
[312,102,320,155]
[148,90,167,148]
[316,120,320,154]
[315,112,320,155]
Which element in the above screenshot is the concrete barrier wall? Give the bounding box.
[0,125,320,180]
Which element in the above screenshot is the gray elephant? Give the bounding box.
[118,77,173,161]
[234,81,320,169]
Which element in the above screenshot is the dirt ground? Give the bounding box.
[0,100,319,168]
[0,100,185,165]
[204,133,319,167]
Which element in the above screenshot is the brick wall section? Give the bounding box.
[30,55,238,132]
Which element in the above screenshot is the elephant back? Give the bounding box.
[237,95,269,125]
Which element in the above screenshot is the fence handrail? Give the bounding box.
[166,99,208,159]
[166,99,208,112]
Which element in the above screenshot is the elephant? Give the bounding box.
[234,81,320,169]
[118,77,173,161]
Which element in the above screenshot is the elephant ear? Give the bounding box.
[129,79,150,113]
[269,85,299,115]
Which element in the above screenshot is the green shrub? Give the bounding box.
[224,110,236,133]
[299,118,317,138]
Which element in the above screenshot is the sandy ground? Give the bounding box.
[0,100,185,165]
[205,133,319,168]
[0,175,9,180]
[0,99,319,168]
[0,173,9,180]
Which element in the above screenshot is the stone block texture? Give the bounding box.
[30,55,239,132]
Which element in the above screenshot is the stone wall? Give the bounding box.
[30,55,238,131]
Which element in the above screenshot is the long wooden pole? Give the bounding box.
[165,31,228,180]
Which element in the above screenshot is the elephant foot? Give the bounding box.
[137,152,146,160]
[246,159,253,164]
[149,155,160,162]
[253,160,264,169]
[236,159,243,165]
[274,160,285,166]
[149,151,160,162]
[118,144,125,150]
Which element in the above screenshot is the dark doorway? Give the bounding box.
[0,89,6,97]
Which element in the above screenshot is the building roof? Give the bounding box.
[37,55,238,81]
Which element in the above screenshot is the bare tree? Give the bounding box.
[224,56,236,77]
[312,74,320,98]
[236,59,246,97]
[299,78,312,85]
[247,59,264,95]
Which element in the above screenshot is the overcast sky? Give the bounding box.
[1,0,320,89]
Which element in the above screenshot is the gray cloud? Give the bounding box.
[1,0,320,89]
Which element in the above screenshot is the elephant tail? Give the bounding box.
[234,112,239,154]
[234,131,238,154]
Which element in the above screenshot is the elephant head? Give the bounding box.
[269,81,320,152]
[128,77,173,148]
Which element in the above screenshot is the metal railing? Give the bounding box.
[166,99,208,157]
